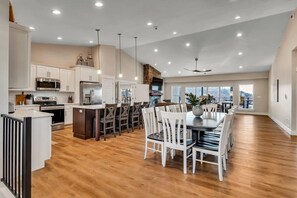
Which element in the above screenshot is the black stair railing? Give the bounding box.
[1,114,31,198]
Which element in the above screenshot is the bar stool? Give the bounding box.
[116,103,130,135]
[100,103,117,141]
[130,102,141,131]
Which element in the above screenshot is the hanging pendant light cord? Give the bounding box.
[96,29,101,71]
[134,37,138,78]
[118,33,122,74]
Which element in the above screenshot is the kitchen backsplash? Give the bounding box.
[9,91,74,104]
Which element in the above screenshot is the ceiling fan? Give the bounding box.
[184,58,212,73]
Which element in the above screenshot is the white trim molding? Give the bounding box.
[268,114,296,136]
[236,111,268,116]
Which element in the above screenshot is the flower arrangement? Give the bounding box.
[185,93,215,107]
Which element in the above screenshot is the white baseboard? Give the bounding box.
[236,111,268,116]
[268,114,294,135]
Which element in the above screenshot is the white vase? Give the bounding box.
[192,105,203,117]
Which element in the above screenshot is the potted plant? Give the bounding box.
[185,93,203,117]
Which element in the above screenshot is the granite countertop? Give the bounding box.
[10,110,54,119]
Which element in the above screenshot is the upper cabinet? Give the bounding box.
[60,69,75,92]
[80,67,99,82]
[36,65,60,79]
[9,22,31,89]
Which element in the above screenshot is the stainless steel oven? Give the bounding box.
[33,96,65,131]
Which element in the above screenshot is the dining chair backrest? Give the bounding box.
[165,105,176,112]
[161,111,188,150]
[142,107,157,138]
[180,103,187,112]
[155,106,165,133]
[203,104,217,112]
[218,114,232,155]
[173,104,181,112]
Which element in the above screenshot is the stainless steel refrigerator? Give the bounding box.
[80,81,102,105]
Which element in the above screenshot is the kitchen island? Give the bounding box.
[72,105,105,140]
[10,110,53,171]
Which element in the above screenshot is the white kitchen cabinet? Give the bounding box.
[131,84,149,103]
[29,64,37,91]
[80,67,99,82]
[102,75,115,103]
[36,65,60,79]
[9,22,31,89]
[60,69,75,92]
[64,104,74,125]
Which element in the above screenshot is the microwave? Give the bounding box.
[36,77,61,91]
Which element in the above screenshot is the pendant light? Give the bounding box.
[118,33,123,78]
[134,37,138,81]
[96,29,102,74]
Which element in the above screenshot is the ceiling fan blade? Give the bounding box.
[184,68,194,71]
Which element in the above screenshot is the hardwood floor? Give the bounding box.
[32,115,297,198]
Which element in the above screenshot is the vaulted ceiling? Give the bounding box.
[11,0,297,77]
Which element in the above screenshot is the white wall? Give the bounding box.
[164,72,269,114]
[32,43,92,68]
[0,0,9,178]
[269,9,297,135]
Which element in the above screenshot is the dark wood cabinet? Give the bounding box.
[73,108,95,139]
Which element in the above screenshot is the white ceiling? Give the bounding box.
[11,0,297,77]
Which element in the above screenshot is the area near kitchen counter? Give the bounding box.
[9,110,53,171]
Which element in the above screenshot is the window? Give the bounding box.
[171,86,181,103]
[208,87,219,103]
[239,84,253,110]
[185,87,206,103]
[220,87,233,102]
[185,86,233,103]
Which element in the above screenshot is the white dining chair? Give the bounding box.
[161,111,195,174]
[192,114,232,181]
[165,105,176,112]
[155,106,165,134]
[174,104,181,112]
[203,104,217,112]
[142,107,164,165]
[180,103,188,112]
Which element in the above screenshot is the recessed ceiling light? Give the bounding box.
[119,73,123,78]
[89,41,94,44]
[147,22,153,26]
[95,2,103,7]
[235,15,241,20]
[29,26,35,30]
[236,32,243,37]
[168,61,171,65]
[52,9,61,15]
[186,43,191,47]
[57,37,63,40]
[238,52,243,56]
[173,31,177,35]
[239,66,243,69]
[154,48,158,52]
[134,76,138,80]
[154,63,157,66]
[178,71,181,74]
